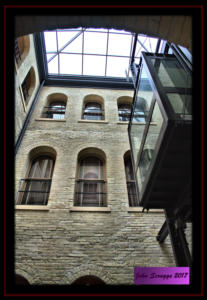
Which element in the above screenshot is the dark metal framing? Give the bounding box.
[156,209,192,266]
[128,50,192,204]
[15,80,45,155]
[128,38,192,266]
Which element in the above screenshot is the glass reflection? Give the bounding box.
[167,93,192,117]
[150,57,191,88]
[137,101,163,193]
[129,65,154,167]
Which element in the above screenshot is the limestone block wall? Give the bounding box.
[15,86,183,285]
[15,34,40,143]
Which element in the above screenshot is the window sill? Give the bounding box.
[69,206,111,212]
[78,120,108,124]
[131,122,157,125]
[127,207,164,213]
[35,118,66,122]
[15,205,50,211]
[117,121,129,124]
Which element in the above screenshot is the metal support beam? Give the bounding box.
[165,209,192,267]
[137,38,148,52]
[15,80,45,156]
[130,33,138,65]
[155,38,161,54]
[156,220,169,243]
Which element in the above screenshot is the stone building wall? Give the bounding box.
[15,34,40,143]
[15,86,178,285]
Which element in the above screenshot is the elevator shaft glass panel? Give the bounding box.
[129,65,155,168]
[129,52,192,207]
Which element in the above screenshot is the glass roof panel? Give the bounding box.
[59,54,82,75]
[47,53,56,62]
[84,32,107,55]
[134,57,140,65]
[48,55,58,74]
[57,30,81,51]
[85,28,108,32]
[106,56,129,77]
[62,34,82,53]
[83,55,106,76]
[107,33,132,56]
[44,27,162,79]
[44,31,57,52]
[109,29,131,34]
[137,35,158,53]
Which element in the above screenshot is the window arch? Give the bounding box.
[17,147,56,205]
[42,93,67,119]
[82,95,104,120]
[124,151,138,207]
[15,274,30,285]
[71,275,106,286]
[117,96,133,121]
[14,35,30,66]
[75,148,106,207]
[21,67,36,105]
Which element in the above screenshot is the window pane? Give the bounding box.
[80,157,103,179]
[85,28,108,32]
[167,93,192,116]
[59,54,82,75]
[150,58,192,88]
[85,102,101,109]
[138,35,158,52]
[62,34,82,53]
[47,53,56,61]
[44,31,57,52]
[125,158,134,180]
[109,29,130,34]
[83,55,106,76]
[134,57,140,65]
[48,55,58,74]
[106,57,129,77]
[178,45,192,62]
[108,33,132,56]
[137,101,163,193]
[57,30,81,50]
[84,32,107,55]
[129,65,154,166]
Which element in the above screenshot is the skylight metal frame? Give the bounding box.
[44,28,136,78]
[34,28,163,89]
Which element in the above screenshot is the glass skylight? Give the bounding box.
[43,27,160,78]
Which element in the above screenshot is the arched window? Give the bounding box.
[18,155,55,205]
[42,101,66,119]
[71,275,106,286]
[124,152,138,206]
[82,102,104,120]
[14,35,30,66]
[15,274,30,285]
[42,93,67,119]
[75,156,106,207]
[21,67,36,105]
[118,103,132,121]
